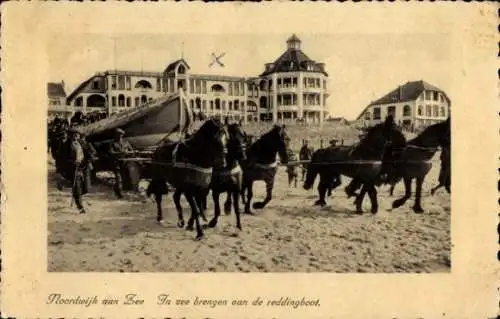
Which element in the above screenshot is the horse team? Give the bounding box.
[143,115,450,240]
[50,114,451,241]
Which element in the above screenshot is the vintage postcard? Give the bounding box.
[1,2,498,318]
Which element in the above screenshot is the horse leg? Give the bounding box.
[186,193,204,240]
[253,180,274,209]
[244,181,254,214]
[294,174,298,188]
[224,192,232,215]
[413,176,425,214]
[196,192,208,223]
[389,183,396,196]
[173,189,185,228]
[208,190,221,228]
[154,192,163,224]
[367,183,379,214]
[355,184,368,214]
[314,182,327,207]
[392,177,412,209]
[232,190,242,230]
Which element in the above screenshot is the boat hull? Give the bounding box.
[82,91,192,150]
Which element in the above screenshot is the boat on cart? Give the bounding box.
[77,91,194,190]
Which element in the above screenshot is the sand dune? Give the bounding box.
[48,153,450,273]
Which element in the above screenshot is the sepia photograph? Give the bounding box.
[2,3,498,318]
[47,32,451,273]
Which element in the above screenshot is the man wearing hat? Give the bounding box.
[109,128,134,198]
[59,127,88,213]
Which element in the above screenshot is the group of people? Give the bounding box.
[49,124,135,214]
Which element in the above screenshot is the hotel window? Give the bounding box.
[418,105,423,116]
[387,106,396,118]
[202,100,206,110]
[365,112,371,120]
[292,78,297,87]
[425,91,431,100]
[118,95,125,107]
[303,78,307,87]
[229,101,233,110]
[210,101,214,110]
[433,105,439,117]
[440,106,446,117]
[118,76,125,90]
[235,83,240,96]
[126,97,131,107]
[426,105,432,116]
[228,83,233,96]
[126,77,131,90]
[373,107,381,120]
[278,79,282,87]
[157,78,161,92]
[234,100,239,111]
[203,81,207,94]
[439,94,444,102]
[403,105,411,117]
[112,96,116,107]
[135,97,139,107]
[433,91,439,101]
[111,76,117,89]
[189,79,194,94]
[315,79,320,88]
[162,78,166,92]
[92,80,99,90]
[241,101,245,110]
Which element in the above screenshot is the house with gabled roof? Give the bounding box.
[356,80,451,130]
[48,81,72,119]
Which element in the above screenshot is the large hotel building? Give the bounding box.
[60,35,330,124]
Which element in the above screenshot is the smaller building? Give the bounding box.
[357,80,451,130]
[47,81,71,120]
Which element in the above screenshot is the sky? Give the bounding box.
[49,33,452,120]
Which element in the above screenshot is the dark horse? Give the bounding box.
[303,116,406,214]
[146,118,228,240]
[388,118,450,213]
[225,125,290,215]
[174,118,248,231]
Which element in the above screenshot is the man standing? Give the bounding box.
[299,140,313,181]
[61,127,88,213]
[54,130,69,191]
[109,128,134,199]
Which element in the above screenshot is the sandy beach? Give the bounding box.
[48,151,450,273]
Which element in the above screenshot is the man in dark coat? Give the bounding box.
[109,128,134,198]
[299,140,314,181]
[59,127,88,213]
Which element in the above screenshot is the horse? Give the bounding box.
[173,118,248,231]
[387,118,450,213]
[225,125,290,215]
[303,115,406,214]
[146,118,228,240]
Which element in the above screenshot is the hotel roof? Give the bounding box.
[48,82,66,97]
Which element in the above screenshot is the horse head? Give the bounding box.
[225,118,248,164]
[273,124,290,164]
[355,115,406,159]
[194,118,228,169]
